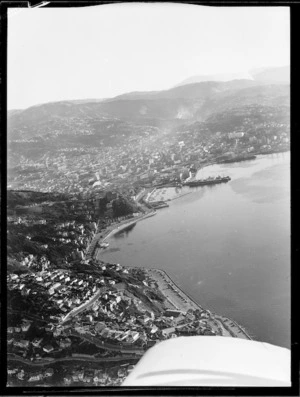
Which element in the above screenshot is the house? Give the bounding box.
[21,321,31,332]
[165,309,182,318]
[43,344,54,353]
[64,376,72,385]
[15,339,29,348]
[72,374,79,382]
[162,327,176,337]
[86,314,93,323]
[131,332,140,342]
[17,371,25,380]
[28,373,43,382]
[48,288,55,296]
[44,368,54,377]
[52,282,61,290]
[7,368,18,375]
[32,338,43,347]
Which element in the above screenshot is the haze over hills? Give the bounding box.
[174,65,289,88]
[175,72,254,87]
[7,69,290,180]
[8,79,289,141]
[249,65,289,84]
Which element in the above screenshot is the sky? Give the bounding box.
[8,3,290,110]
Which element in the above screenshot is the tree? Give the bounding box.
[112,196,138,218]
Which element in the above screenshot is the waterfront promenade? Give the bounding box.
[86,210,156,260]
[145,268,202,313]
[127,265,251,340]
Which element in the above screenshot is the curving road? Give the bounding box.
[8,353,138,367]
[70,331,144,355]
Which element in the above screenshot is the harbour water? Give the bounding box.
[99,152,290,348]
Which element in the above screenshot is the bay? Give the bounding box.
[99,152,290,348]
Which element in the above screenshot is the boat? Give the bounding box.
[98,242,109,249]
[183,176,231,187]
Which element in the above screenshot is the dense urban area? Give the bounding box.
[7,74,289,386]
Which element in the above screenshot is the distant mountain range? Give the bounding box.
[175,66,289,87]
[174,72,254,87]
[7,67,290,161]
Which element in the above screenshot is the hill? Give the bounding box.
[8,80,289,142]
[7,78,289,186]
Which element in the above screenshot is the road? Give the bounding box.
[70,331,144,356]
[7,353,138,367]
[61,287,107,324]
[88,210,156,260]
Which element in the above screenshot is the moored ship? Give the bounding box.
[183,176,231,187]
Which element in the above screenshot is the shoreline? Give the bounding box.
[92,208,252,341]
[146,187,193,205]
[92,211,156,261]
[125,265,251,341]
[89,155,280,340]
[102,211,156,243]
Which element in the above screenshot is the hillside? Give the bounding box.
[7,78,290,192]
[8,80,289,142]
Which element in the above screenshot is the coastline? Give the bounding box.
[91,211,156,261]
[89,154,284,341]
[146,187,193,205]
[125,265,251,341]
[93,212,252,341]
[102,211,156,243]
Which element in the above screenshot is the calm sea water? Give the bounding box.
[100,153,290,348]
